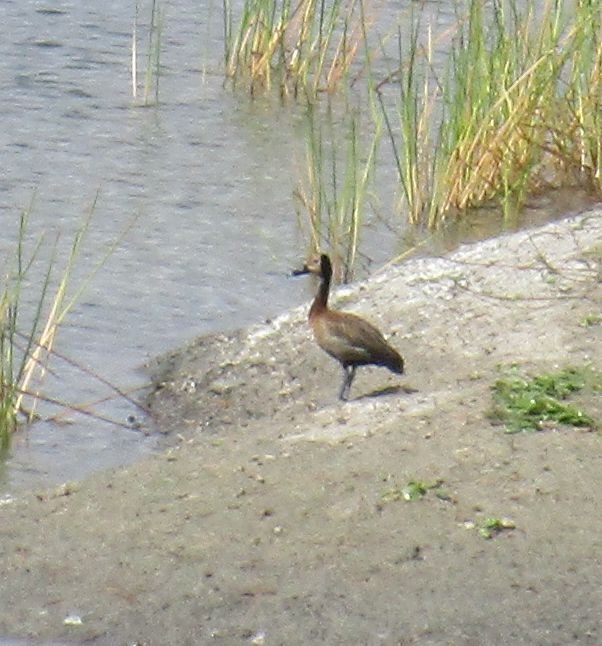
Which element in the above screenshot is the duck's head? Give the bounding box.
[292,253,332,281]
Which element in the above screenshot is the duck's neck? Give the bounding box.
[309,275,330,319]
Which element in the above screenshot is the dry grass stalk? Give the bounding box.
[224,0,370,99]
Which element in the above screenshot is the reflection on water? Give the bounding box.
[0,0,596,492]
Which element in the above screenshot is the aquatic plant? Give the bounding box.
[0,196,128,447]
[222,0,600,268]
[223,0,370,100]
[293,99,380,280]
[379,0,602,228]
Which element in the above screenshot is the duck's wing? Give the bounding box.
[312,310,404,372]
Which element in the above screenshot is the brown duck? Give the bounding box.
[294,254,404,400]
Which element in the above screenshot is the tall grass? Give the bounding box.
[294,99,380,280]
[223,0,370,100]
[222,0,599,264]
[379,0,601,228]
[0,197,117,447]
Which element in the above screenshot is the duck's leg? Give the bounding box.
[339,365,356,401]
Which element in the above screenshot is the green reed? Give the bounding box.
[132,0,163,105]
[221,0,599,264]
[0,195,121,447]
[223,0,370,100]
[380,0,601,228]
[294,99,380,280]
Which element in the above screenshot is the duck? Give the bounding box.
[293,254,404,400]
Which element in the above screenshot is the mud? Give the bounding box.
[1,210,601,645]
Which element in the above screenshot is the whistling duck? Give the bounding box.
[294,254,404,400]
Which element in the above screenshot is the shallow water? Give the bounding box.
[0,0,595,492]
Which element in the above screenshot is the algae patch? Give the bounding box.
[478,517,516,539]
[490,366,600,434]
[381,479,450,503]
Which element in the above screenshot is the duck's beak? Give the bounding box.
[291,263,310,276]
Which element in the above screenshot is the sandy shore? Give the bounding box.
[1,209,601,645]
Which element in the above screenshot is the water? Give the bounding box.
[0,0,594,492]
[1,0,315,491]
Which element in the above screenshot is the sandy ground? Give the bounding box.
[1,209,601,645]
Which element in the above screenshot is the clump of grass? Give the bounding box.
[1,207,56,446]
[0,196,125,447]
[223,0,370,100]
[580,313,601,328]
[293,99,380,280]
[380,0,602,228]
[490,366,600,434]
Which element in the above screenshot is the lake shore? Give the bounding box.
[1,208,601,644]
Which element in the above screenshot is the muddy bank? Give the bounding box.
[1,210,601,645]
